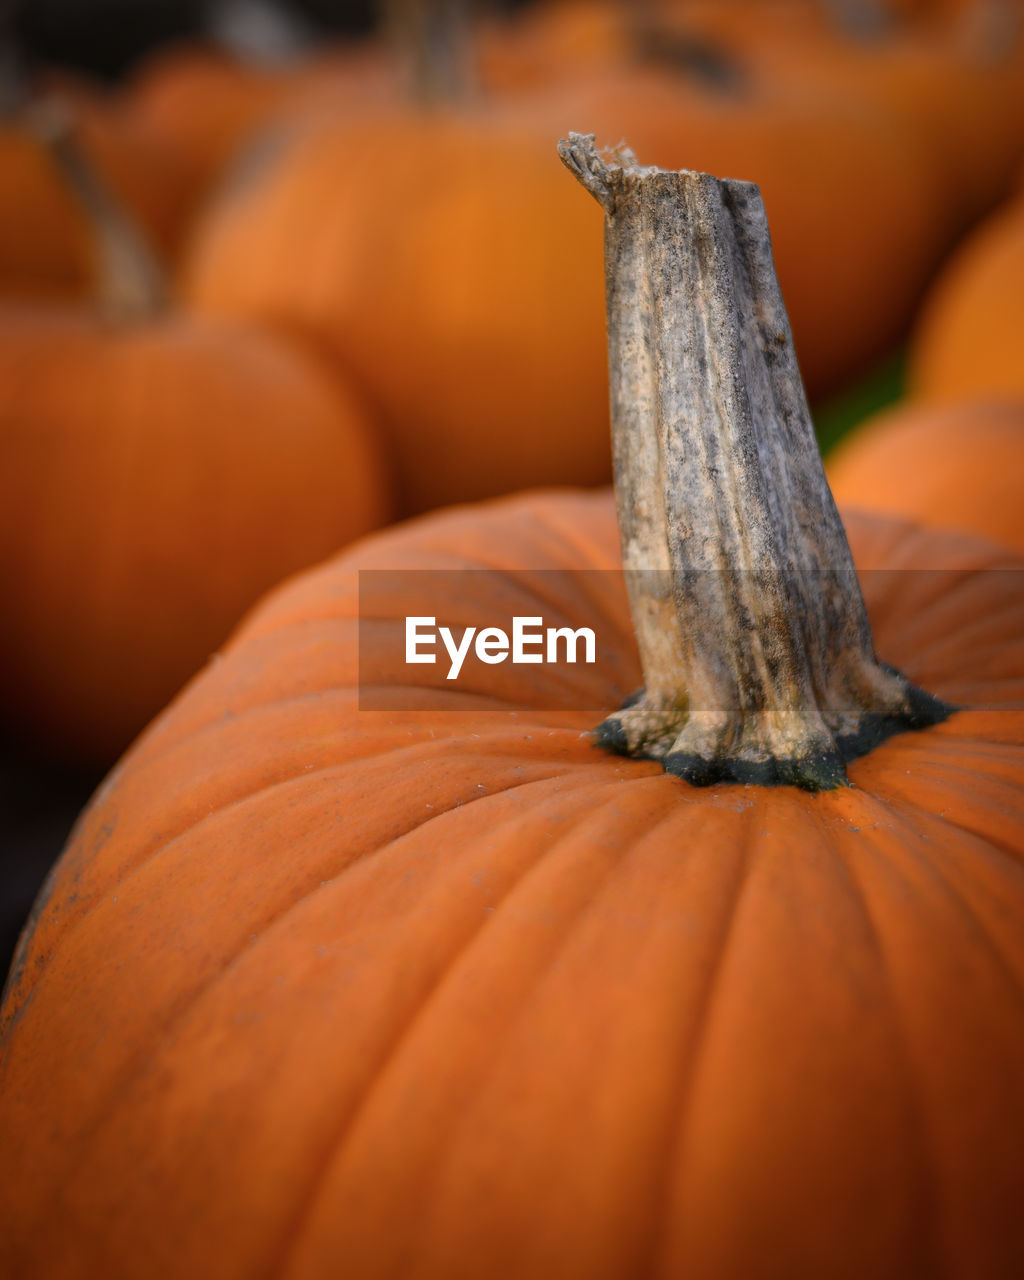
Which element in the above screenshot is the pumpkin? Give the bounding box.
[827,398,1024,555]
[183,104,612,514]
[542,63,946,399]
[473,0,630,90]
[740,15,1024,232]
[2,137,1022,1279]
[482,0,1024,230]
[0,76,197,300]
[122,40,400,199]
[645,0,1024,233]
[909,187,1024,403]
[183,49,945,514]
[0,117,392,764]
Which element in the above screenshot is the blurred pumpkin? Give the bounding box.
[184,103,612,515]
[474,0,629,89]
[1,135,1022,1280]
[644,0,1024,230]
[182,56,945,513]
[0,74,198,299]
[908,187,1024,402]
[827,398,1024,554]
[0,490,1021,1278]
[121,39,401,199]
[0,114,392,763]
[544,64,947,396]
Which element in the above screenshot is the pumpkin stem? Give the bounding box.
[558,132,952,790]
[383,0,476,106]
[818,0,890,40]
[27,95,167,323]
[951,0,1022,63]
[625,1,747,93]
[205,0,316,66]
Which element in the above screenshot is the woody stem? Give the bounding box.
[559,131,950,790]
[28,96,166,322]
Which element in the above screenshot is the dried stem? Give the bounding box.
[27,97,167,323]
[819,0,889,40]
[559,132,951,790]
[383,0,476,105]
[205,0,316,66]
[952,0,1022,62]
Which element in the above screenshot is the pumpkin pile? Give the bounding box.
[2,118,1023,1277]
[0,99,392,764]
[826,150,1024,553]
[2,3,1024,1267]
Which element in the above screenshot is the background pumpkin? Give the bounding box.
[182,65,944,514]
[0,75,198,299]
[908,184,1024,403]
[4,127,1024,1277]
[0,489,1022,1279]
[183,101,612,515]
[0,306,392,764]
[656,0,1024,229]
[478,0,1024,230]
[121,38,401,201]
[0,102,395,764]
[543,63,947,397]
[826,398,1024,554]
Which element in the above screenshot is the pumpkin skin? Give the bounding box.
[909,189,1024,403]
[543,66,946,399]
[182,79,942,513]
[479,0,1024,231]
[1,490,1022,1279]
[0,308,392,763]
[0,81,197,300]
[122,42,400,198]
[655,0,1024,231]
[119,45,309,197]
[183,107,611,514]
[827,398,1024,555]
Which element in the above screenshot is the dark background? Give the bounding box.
[11,0,379,80]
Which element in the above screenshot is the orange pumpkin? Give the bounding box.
[474,0,630,89]
[2,137,1022,1280]
[481,0,1024,230]
[0,490,1022,1278]
[122,40,400,199]
[0,306,392,764]
[734,20,1024,232]
[0,78,197,300]
[183,65,943,513]
[544,64,947,396]
[827,398,1024,554]
[909,188,1024,402]
[0,107,392,763]
[183,103,612,514]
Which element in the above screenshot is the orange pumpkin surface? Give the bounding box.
[122,41,400,198]
[0,490,1022,1279]
[661,0,1024,227]
[0,82,197,300]
[481,0,1024,230]
[909,190,1024,402]
[544,66,947,393]
[183,79,943,514]
[183,105,611,515]
[0,308,392,763]
[827,398,1024,554]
